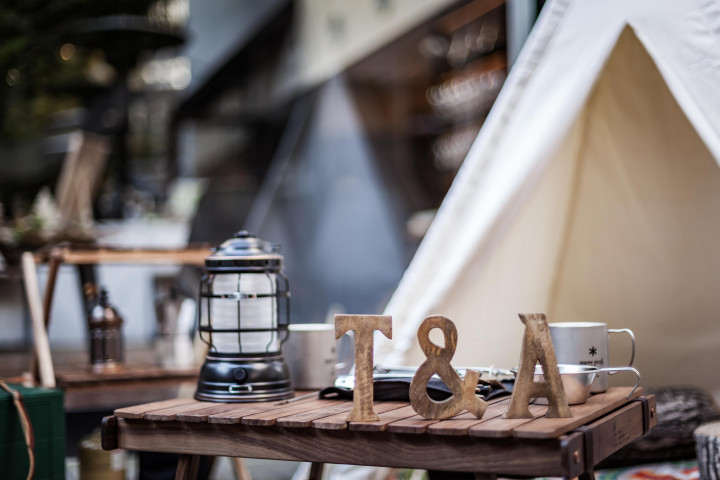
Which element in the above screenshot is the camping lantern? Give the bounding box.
[194,231,293,402]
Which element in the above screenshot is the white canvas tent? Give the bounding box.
[375,0,720,400]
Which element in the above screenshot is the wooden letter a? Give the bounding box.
[503,313,572,419]
[335,314,392,422]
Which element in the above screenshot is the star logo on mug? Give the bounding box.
[589,346,598,356]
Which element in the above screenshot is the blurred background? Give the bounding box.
[0,3,540,476]
[6,1,720,479]
[0,0,539,351]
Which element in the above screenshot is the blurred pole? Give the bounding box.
[244,92,316,234]
[506,0,538,67]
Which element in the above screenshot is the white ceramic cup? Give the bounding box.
[548,322,635,392]
[283,324,341,390]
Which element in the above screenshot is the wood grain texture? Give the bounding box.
[583,400,646,466]
[106,393,651,478]
[512,387,642,439]
[241,399,343,426]
[276,402,355,428]
[427,398,516,436]
[207,395,325,424]
[111,388,642,439]
[313,401,408,430]
[175,454,200,480]
[53,247,210,266]
[503,314,571,419]
[386,414,441,434]
[114,418,571,477]
[348,405,420,432]
[114,397,196,419]
[207,404,281,425]
[144,401,218,421]
[309,462,325,480]
[177,403,266,423]
[469,405,548,438]
[335,314,392,422]
[409,316,487,420]
[232,457,251,480]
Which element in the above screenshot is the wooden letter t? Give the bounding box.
[335,314,392,422]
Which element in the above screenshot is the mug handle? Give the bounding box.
[608,328,635,367]
[595,366,641,399]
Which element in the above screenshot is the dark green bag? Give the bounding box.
[0,382,65,480]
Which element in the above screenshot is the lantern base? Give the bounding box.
[194,354,293,403]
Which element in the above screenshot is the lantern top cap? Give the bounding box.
[205,230,283,272]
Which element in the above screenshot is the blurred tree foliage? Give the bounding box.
[0,0,158,142]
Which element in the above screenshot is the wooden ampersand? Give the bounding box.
[503,313,572,419]
[409,316,487,420]
[335,314,392,422]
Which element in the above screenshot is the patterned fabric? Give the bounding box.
[597,460,698,480]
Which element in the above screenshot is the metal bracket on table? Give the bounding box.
[559,430,586,479]
[576,425,595,472]
[101,415,119,451]
[632,396,653,434]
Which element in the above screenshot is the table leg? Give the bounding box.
[232,457,252,480]
[30,250,63,382]
[42,250,63,328]
[176,454,201,480]
[308,462,324,480]
[21,252,56,388]
[579,471,596,480]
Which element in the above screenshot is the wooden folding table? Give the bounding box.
[101,386,656,480]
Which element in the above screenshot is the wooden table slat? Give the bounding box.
[115,398,197,419]
[468,405,547,437]
[313,401,409,430]
[276,403,355,428]
[177,403,270,423]
[512,387,642,439]
[207,396,322,425]
[241,399,344,426]
[427,399,511,436]
[385,413,440,434]
[144,401,219,421]
[207,404,285,424]
[348,405,418,432]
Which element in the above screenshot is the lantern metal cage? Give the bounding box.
[194,231,293,403]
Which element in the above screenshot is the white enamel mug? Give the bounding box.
[548,322,635,393]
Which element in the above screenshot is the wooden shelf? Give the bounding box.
[34,244,211,266]
[55,365,199,388]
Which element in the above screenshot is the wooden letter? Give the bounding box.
[503,313,572,419]
[335,314,392,422]
[409,316,487,420]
